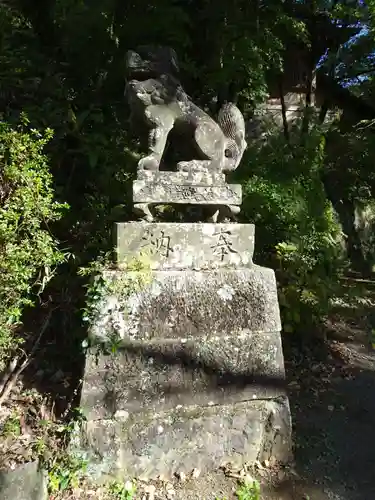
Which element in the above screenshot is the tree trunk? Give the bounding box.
[322,174,371,276]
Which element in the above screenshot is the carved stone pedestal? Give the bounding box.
[78,223,292,481]
[132,170,242,222]
[133,171,242,206]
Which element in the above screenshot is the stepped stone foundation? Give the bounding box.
[78,222,292,480]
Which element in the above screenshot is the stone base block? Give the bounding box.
[90,267,281,343]
[81,331,286,420]
[78,397,292,481]
[0,461,47,500]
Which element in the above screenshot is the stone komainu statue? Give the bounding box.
[125,46,247,173]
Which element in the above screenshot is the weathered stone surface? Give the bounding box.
[89,266,281,343]
[78,397,292,480]
[81,331,286,420]
[136,169,226,185]
[133,180,242,205]
[115,222,254,269]
[126,46,247,174]
[81,218,292,479]
[0,461,47,500]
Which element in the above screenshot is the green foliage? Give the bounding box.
[0,3,137,264]
[1,402,88,492]
[1,4,375,498]
[48,452,87,493]
[108,480,137,500]
[79,253,152,350]
[0,120,67,366]
[215,477,261,500]
[43,408,87,494]
[240,129,345,334]
[78,252,113,327]
[236,477,261,500]
[1,412,21,438]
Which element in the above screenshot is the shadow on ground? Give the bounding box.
[284,332,375,500]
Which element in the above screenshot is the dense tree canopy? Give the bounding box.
[1,0,375,361]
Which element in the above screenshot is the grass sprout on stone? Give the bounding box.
[40,408,88,494]
[47,451,87,493]
[236,476,261,500]
[108,479,137,499]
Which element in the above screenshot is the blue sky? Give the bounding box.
[317,22,374,88]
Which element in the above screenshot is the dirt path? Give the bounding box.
[285,334,375,500]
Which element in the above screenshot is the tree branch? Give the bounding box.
[278,77,290,144]
[337,66,375,82]
[0,310,52,406]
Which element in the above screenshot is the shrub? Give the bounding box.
[239,130,346,336]
[0,119,67,367]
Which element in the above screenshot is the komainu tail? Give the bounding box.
[217,103,247,170]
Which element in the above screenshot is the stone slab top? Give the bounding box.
[136,169,226,185]
[133,180,242,206]
[115,222,255,270]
